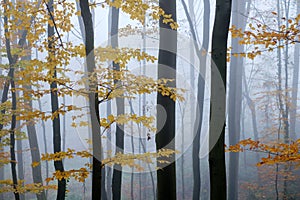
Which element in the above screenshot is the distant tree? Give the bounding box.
[228,0,250,199]
[111,5,124,200]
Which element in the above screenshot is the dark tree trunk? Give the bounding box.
[0,13,3,200]
[80,1,102,199]
[3,2,20,199]
[111,6,124,200]
[10,79,19,200]
[209,0,231,199]
[47,0,66,199]
[156,0,177,199]
[182,0,210,198]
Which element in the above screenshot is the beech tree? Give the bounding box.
[156,0,177,199]
[209,0,232,199]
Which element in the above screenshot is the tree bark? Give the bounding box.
[47,0,66,199]
[228,1,250,199]
[80,1,102,199]
[156,0,177,199]
[209,0,231,199]
[111,6,124,200]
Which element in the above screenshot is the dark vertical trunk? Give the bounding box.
[209,0,231,199]
[75,0,93,168]
[10,79,19,200]
[156,0,177,199]
[111,6,124,200]
[3,2,19,199]
[228,1,249,199]
[47,0,66,199]
[80,1,102,199]
[0,12,3,199]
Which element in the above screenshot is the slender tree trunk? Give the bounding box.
[275,1,284,199]
[38,97,49,199]
[181,0,210,199]
[282,1,290,198]
[10,79,19,200]
[26,108,47,200]
[156,1,177,200]
[0,10,3,199]
[209,0,231,199]
[36,44,49,199]
[47,0,66,198]
[80,1,102,199]
[21,47,47,200]
[16,121,25,200]
[111,6,124,200]
[106,6,113,200]
[290,0,300,140]
[228,1,249,199]
[3,2,19,199]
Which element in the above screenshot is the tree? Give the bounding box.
[228,1,250,199]
[0,1,182,199]
[290,0,300,141]
[23,52,46,200]
[111,5,124,200]
[79,1,103,199]
[47,0,67,199]
[156,0,177,199]
[209,0,232,199]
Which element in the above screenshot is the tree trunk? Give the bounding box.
[106,6,113,200]
[38,97,49,199]
[0,11,3,199]
[228,1,250,199]
[80,1,102,199]
[290,0,300,140]
[10,79,19,200]
[209,0,231,199]
[47,0,66,199]
[156,0,177,199]
[3,2,20,199]
[16,122,25,200]
[21,48,47,200]
[111,6,124,200]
